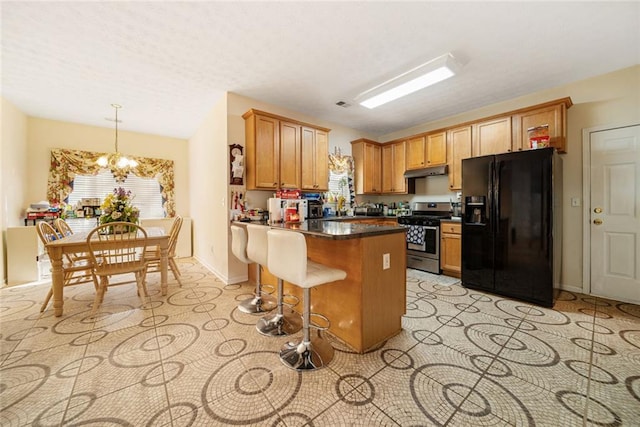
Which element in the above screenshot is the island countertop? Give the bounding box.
[235,219,405,240]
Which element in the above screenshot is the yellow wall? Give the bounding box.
[380,65,640,290]
[1,98,29,284]
[26,117,190,217]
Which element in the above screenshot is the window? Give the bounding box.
[67,170,165,219]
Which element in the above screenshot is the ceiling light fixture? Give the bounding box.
[357,53,460,109]
[97,104,138,182]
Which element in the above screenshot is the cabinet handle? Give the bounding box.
[273,182,277,186]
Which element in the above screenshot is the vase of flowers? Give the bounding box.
[99,187,140,233]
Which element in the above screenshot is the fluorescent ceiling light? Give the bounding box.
[357,53,460,109]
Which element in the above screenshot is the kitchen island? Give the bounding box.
[237,219,407,353]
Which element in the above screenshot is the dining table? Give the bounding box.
[45,226,170,317]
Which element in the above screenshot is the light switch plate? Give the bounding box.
[571,197,581,207]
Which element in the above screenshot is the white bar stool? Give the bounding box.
[252,224,303,337]
[267,229,347,371]
[231,224,276,314]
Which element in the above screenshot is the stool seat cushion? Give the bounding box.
[304,260,347,289]
[267,229,346,289]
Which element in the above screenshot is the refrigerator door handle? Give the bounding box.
[495,160,502,232]
[488,161,494,231]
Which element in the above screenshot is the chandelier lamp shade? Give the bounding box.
[356,53,461,109]
[97,104,138,182]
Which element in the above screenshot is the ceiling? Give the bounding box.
[2,2,639,140]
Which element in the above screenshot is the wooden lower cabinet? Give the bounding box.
[440,221,461,278]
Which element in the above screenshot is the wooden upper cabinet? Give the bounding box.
[472,116,512,157]
[447,125,472,191]
[278,121,301,189]
[246,113,280,189]
[406,136,426,169]
[426,131,447,166]
[512,98,571,153]
[351,139,381,194]
[382,141,408,194]
[244,109,330,191]
[301,127,329,191]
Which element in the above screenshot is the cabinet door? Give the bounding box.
[426,131,447,166]
[472,116,512,156]
[301,127,328,191]
[279,121,301,189]
[441,232,461,274]
[447,126,472,191]
[406,136,426,169]
[314,130,329,191]
[364,143,381,193]
[254,114,280,189]
[512,103,566,153]
[391,141,407,193]
[381,144,394,193]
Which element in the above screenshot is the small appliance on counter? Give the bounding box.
[354,204,383,216]
[268,198,307,223]
[302,193,324,219]
[307,200,323,219]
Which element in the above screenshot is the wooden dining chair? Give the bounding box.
[54,218,92,262]
[86,222,149,314]
[143,215,183,287]
[36,221,98,312]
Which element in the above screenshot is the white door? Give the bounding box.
[590,125,640,303]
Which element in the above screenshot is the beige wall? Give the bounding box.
[380,65,640,290]
[26,117,190,217]
[188,94,236,281]
[1,98,29,284]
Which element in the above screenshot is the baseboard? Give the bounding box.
[556,284,584,294]
[192,255,247,285]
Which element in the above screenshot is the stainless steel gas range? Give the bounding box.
[397,202,452,274]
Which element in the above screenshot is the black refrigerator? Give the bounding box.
[461,147,562,307]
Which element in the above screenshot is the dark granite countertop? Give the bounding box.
[233,219,405,240]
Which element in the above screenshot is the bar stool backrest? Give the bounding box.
[267,229,307,287]
[230,225,251,264]
[246,224,269,266]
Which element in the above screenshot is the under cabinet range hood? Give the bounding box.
[404,164,448,178]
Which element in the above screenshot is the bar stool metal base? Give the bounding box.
[238,293,277,314]
[256,306,302,336]
[279,334,335,371]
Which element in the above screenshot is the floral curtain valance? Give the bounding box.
[47,148,176,217]
[328,152,354,174]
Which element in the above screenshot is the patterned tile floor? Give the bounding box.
[1,258,639,426]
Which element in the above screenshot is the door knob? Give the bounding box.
[593,218,603,225]
[594,207,603,214]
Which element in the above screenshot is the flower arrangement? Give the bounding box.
[99,187,140,226]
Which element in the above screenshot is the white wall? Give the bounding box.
[1,98,29,285]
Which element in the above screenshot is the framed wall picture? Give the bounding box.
[229,144,244,185]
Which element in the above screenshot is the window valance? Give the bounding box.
[46,148,176,217]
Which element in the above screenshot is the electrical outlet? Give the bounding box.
[383,253,390,270]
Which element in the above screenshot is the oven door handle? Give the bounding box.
[423,226,438,231]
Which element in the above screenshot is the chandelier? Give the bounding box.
[97,104,138,182]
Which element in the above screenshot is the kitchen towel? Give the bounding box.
[405,225,426,245]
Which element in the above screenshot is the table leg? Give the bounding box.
[49,247,64,317]
[160,243,168,296]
